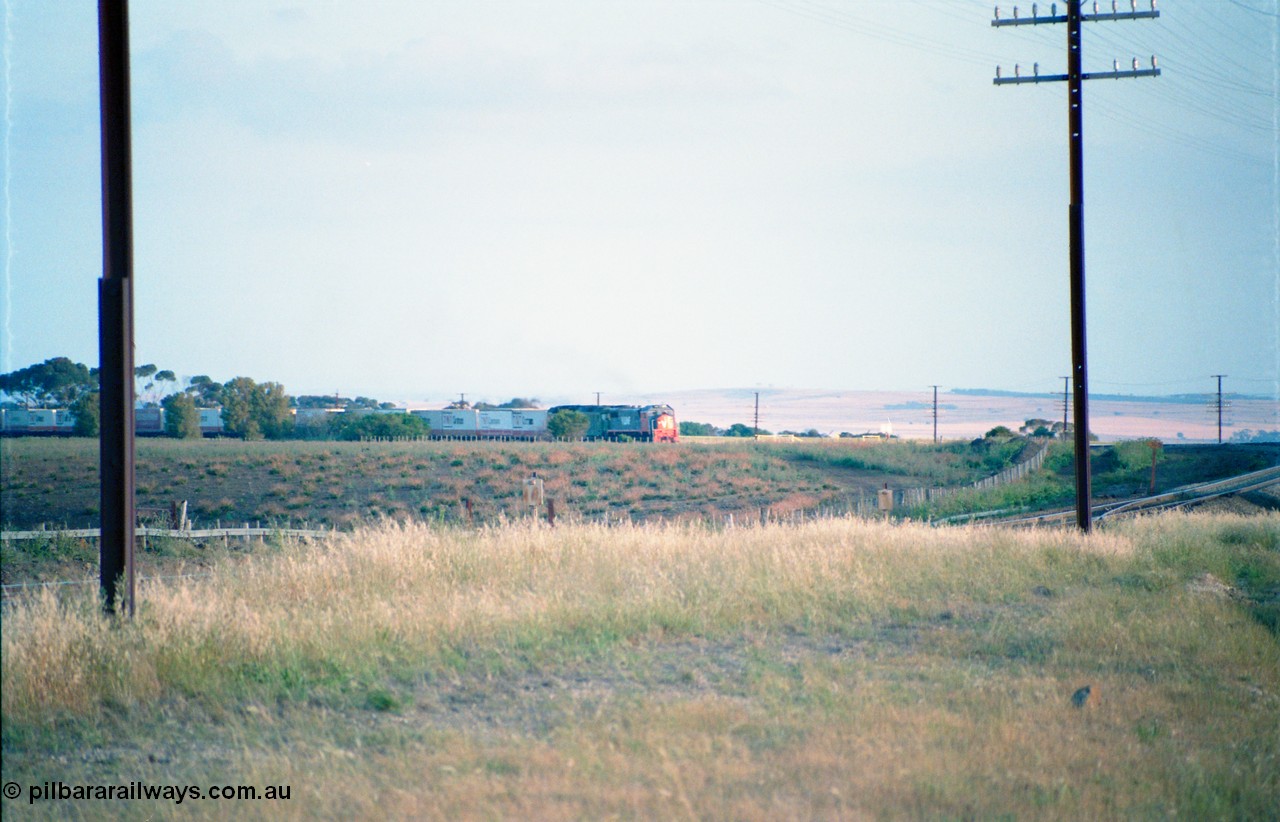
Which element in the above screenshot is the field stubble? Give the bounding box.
[2,512,1278,819]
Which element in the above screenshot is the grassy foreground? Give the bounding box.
[3,512,1278,819]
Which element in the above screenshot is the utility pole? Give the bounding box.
[1061,376,1070,438]
[595,392,601,407]
[993,0,1160,533]
[930,385,940,443]
[1211,374,1227,444]
[754,392,760,439]
[98,0,136,616]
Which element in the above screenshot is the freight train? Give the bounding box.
[409,404,678,442]
[1,403,679,442]
[0,406,226,436]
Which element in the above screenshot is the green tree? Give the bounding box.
[724,423,769,437]
[547,409,590,441]
[185,375,222,406]
[0,357,96,406]
[220,377,294,440]
[69,391,100,437]
[252,381,293,439]
[331,412,429,441]
[162,392,202,439]
[220,377,260,439]
[679,421,720,437]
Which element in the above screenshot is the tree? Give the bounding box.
[219,377,292,440]
[547,409,590,441]
[724,423,768,437]
[185,375,222,407]
[252,381,293,439]
[330,412,429,441]
[0,357,96,407]
[69,392,100,437]
[679,421,720,437]
[162,392,202,439]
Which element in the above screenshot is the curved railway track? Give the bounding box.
[979,465,1280,528]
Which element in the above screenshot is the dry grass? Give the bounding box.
[2,512,1278,819]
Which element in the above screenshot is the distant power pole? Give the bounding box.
[930,385,940,443]
[1061,376,1070,437]
[595,392,601,407]
[754,392,760,439]
[1211,374,1227,444]
[993,1,1160,533]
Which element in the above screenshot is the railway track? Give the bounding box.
[990,465,1280,528]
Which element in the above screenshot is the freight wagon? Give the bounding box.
[1,406,227,437]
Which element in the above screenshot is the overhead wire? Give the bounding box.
[751,0,1277,166]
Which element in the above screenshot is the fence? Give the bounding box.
[901,441,1050,508]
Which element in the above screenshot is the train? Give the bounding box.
[0,403,679,442]
[408,404,678,442]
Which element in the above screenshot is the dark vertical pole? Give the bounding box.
[1061,376,1070,437]
[1067,1,1092,533]
[98,0,136,614]
[931,385,939,443]
[753,392,759,439]
[1212,374,1225,444]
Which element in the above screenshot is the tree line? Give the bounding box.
[0,357,562,441]
[2,357,357,440]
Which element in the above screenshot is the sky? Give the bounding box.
[2,0,1277,406]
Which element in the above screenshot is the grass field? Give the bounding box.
[3,437,1274,536]
[3,512,1277,819]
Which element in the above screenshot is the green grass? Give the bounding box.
[3,512,1277,819]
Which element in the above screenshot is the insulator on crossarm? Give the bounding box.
[1130,0,1137,11]
[1052,3,1057,16]
[1151,55,1157,69]
[1132,57,1139,70]
[1015,63,1021,77]
[1111,0,1117,12]
[1151,0,1157,10]
[1033,62,1040,76]
[1013,6,1019,19]
[1032,3,1038,17]
[1093,2,1099,14]
[994,5,1000,20]
[1113,58,1119,71]
[996,65,1002,79]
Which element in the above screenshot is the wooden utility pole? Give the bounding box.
[753,392,760,439]
[1211,374,1227,444]
[993,0,1160,532]
[930,385,940,443]
[98,0,137,615]
[1061,376,1070,437]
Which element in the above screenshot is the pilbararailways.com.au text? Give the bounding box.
[6,780,291,805]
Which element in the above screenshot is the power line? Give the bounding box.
[1225,0,1280,17]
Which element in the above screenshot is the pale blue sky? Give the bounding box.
[3,1,1277,406]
